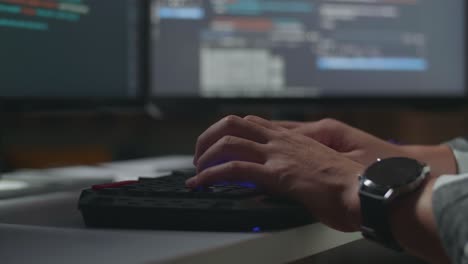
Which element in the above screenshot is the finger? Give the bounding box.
[272,121,302,129]
[243,115,284,131]
[197,136,267,172]
[186,161,274,191]
[194,115,272,164]
[292,119,344,148]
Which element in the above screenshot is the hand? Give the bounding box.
[189,115,365,232]
[274,119,457,178]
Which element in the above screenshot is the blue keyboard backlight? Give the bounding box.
[237,182,257,189]
[252,226,261,232]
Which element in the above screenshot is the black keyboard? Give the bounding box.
[78,169,315,231]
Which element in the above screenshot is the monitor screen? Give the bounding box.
[0,0,142,99]
[149,0,465,99]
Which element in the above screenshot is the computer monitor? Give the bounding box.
[149,0,466,102]
[0,0,146,110]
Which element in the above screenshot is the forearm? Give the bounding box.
[389,178,450,264]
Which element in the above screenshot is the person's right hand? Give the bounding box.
[189,115,365,232]
[274,118,457,178]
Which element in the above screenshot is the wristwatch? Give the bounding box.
[359,157,430,251]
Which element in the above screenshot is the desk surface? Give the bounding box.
[0,157,362,264]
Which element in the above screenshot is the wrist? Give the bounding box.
[389,178,449,263]
[342,164,364,231]
[401,145,457,178]
[358,158,430,251]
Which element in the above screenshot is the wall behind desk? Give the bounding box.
[2,108,468,170]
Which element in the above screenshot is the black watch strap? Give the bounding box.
[359,190,403,251]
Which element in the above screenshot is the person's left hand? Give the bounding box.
[188,115,365,232]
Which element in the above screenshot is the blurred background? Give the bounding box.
[0,0,467,171]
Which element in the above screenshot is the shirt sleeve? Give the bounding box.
[446,137,468,174]
[433,172,468,264]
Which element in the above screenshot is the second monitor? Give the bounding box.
[149,0,465,99]
[0,0,143,100]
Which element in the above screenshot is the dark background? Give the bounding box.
[3,106,468,170]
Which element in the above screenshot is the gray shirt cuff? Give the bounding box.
[433,174,468,264]
[446,138,468,174]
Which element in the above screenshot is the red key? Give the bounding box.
[92,181,139,190]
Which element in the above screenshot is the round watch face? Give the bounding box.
[364,157,424,187]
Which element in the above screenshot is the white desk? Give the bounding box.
[0,157,362,264]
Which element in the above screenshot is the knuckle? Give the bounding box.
[224,115,240,123]
[228,161,244,172]
[321,118,338,125]
[244,115,258,122]
[219,135,236,150]
[222,115,241,129]
[319,118,340,129]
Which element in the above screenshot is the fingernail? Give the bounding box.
[185,177,198,188]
